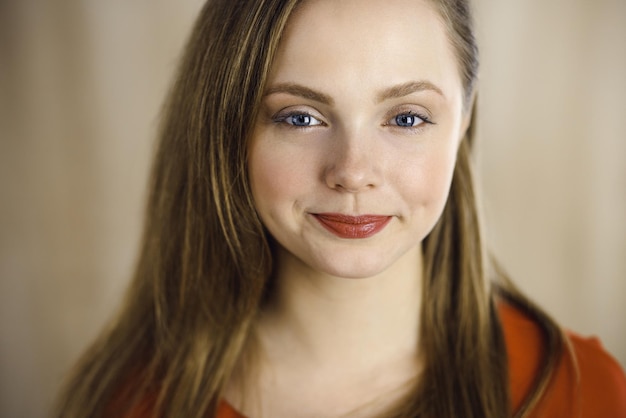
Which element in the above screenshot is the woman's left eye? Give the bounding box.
[390,113,429,128]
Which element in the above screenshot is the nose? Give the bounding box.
[323,131,382,192]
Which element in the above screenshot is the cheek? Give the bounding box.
[397,143,458,217]
[249,151,281,216]
[248,139,311,217]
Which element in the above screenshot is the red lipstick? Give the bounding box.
[313,213,392,239]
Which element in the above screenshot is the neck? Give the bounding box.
[257,244,423,370]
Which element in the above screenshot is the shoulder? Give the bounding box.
[567,332,626,417]
[217,400,247,418]
[107,390,241,418]
[499,302,626,417]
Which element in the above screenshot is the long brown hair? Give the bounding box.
[54,0,564,417]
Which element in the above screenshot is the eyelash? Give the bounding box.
[387,111,434,130]
[271,110,435,130]
[272,111,325,129]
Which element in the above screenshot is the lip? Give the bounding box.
[313,213,392,239]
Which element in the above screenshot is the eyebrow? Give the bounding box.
[263,80,444,105]
[264,83,334,105]
[376,80,444,103]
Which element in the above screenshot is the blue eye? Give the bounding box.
[282,113,323,127]
[394,113,425,127]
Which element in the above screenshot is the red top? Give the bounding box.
[117,303,626,417]
[217,304,626,417]
[500,303,626,417]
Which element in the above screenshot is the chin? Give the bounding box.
[308,252,397,280]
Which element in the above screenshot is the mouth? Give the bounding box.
[312,213,392,239]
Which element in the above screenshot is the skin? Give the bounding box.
[235,0,472,416]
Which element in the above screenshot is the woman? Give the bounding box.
[54,0,626,417]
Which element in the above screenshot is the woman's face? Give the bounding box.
[248,0,469,279]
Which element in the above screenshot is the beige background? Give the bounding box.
[1,1,624,417]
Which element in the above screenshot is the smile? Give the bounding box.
[313,213,392,239]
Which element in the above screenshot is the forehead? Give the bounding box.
[268,0,463,102]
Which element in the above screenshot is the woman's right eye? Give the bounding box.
[275,112,323,127]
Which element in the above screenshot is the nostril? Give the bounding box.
[323,162,379,193]
[322,135,382,192]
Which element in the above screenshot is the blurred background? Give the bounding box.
[0,0,624,416]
